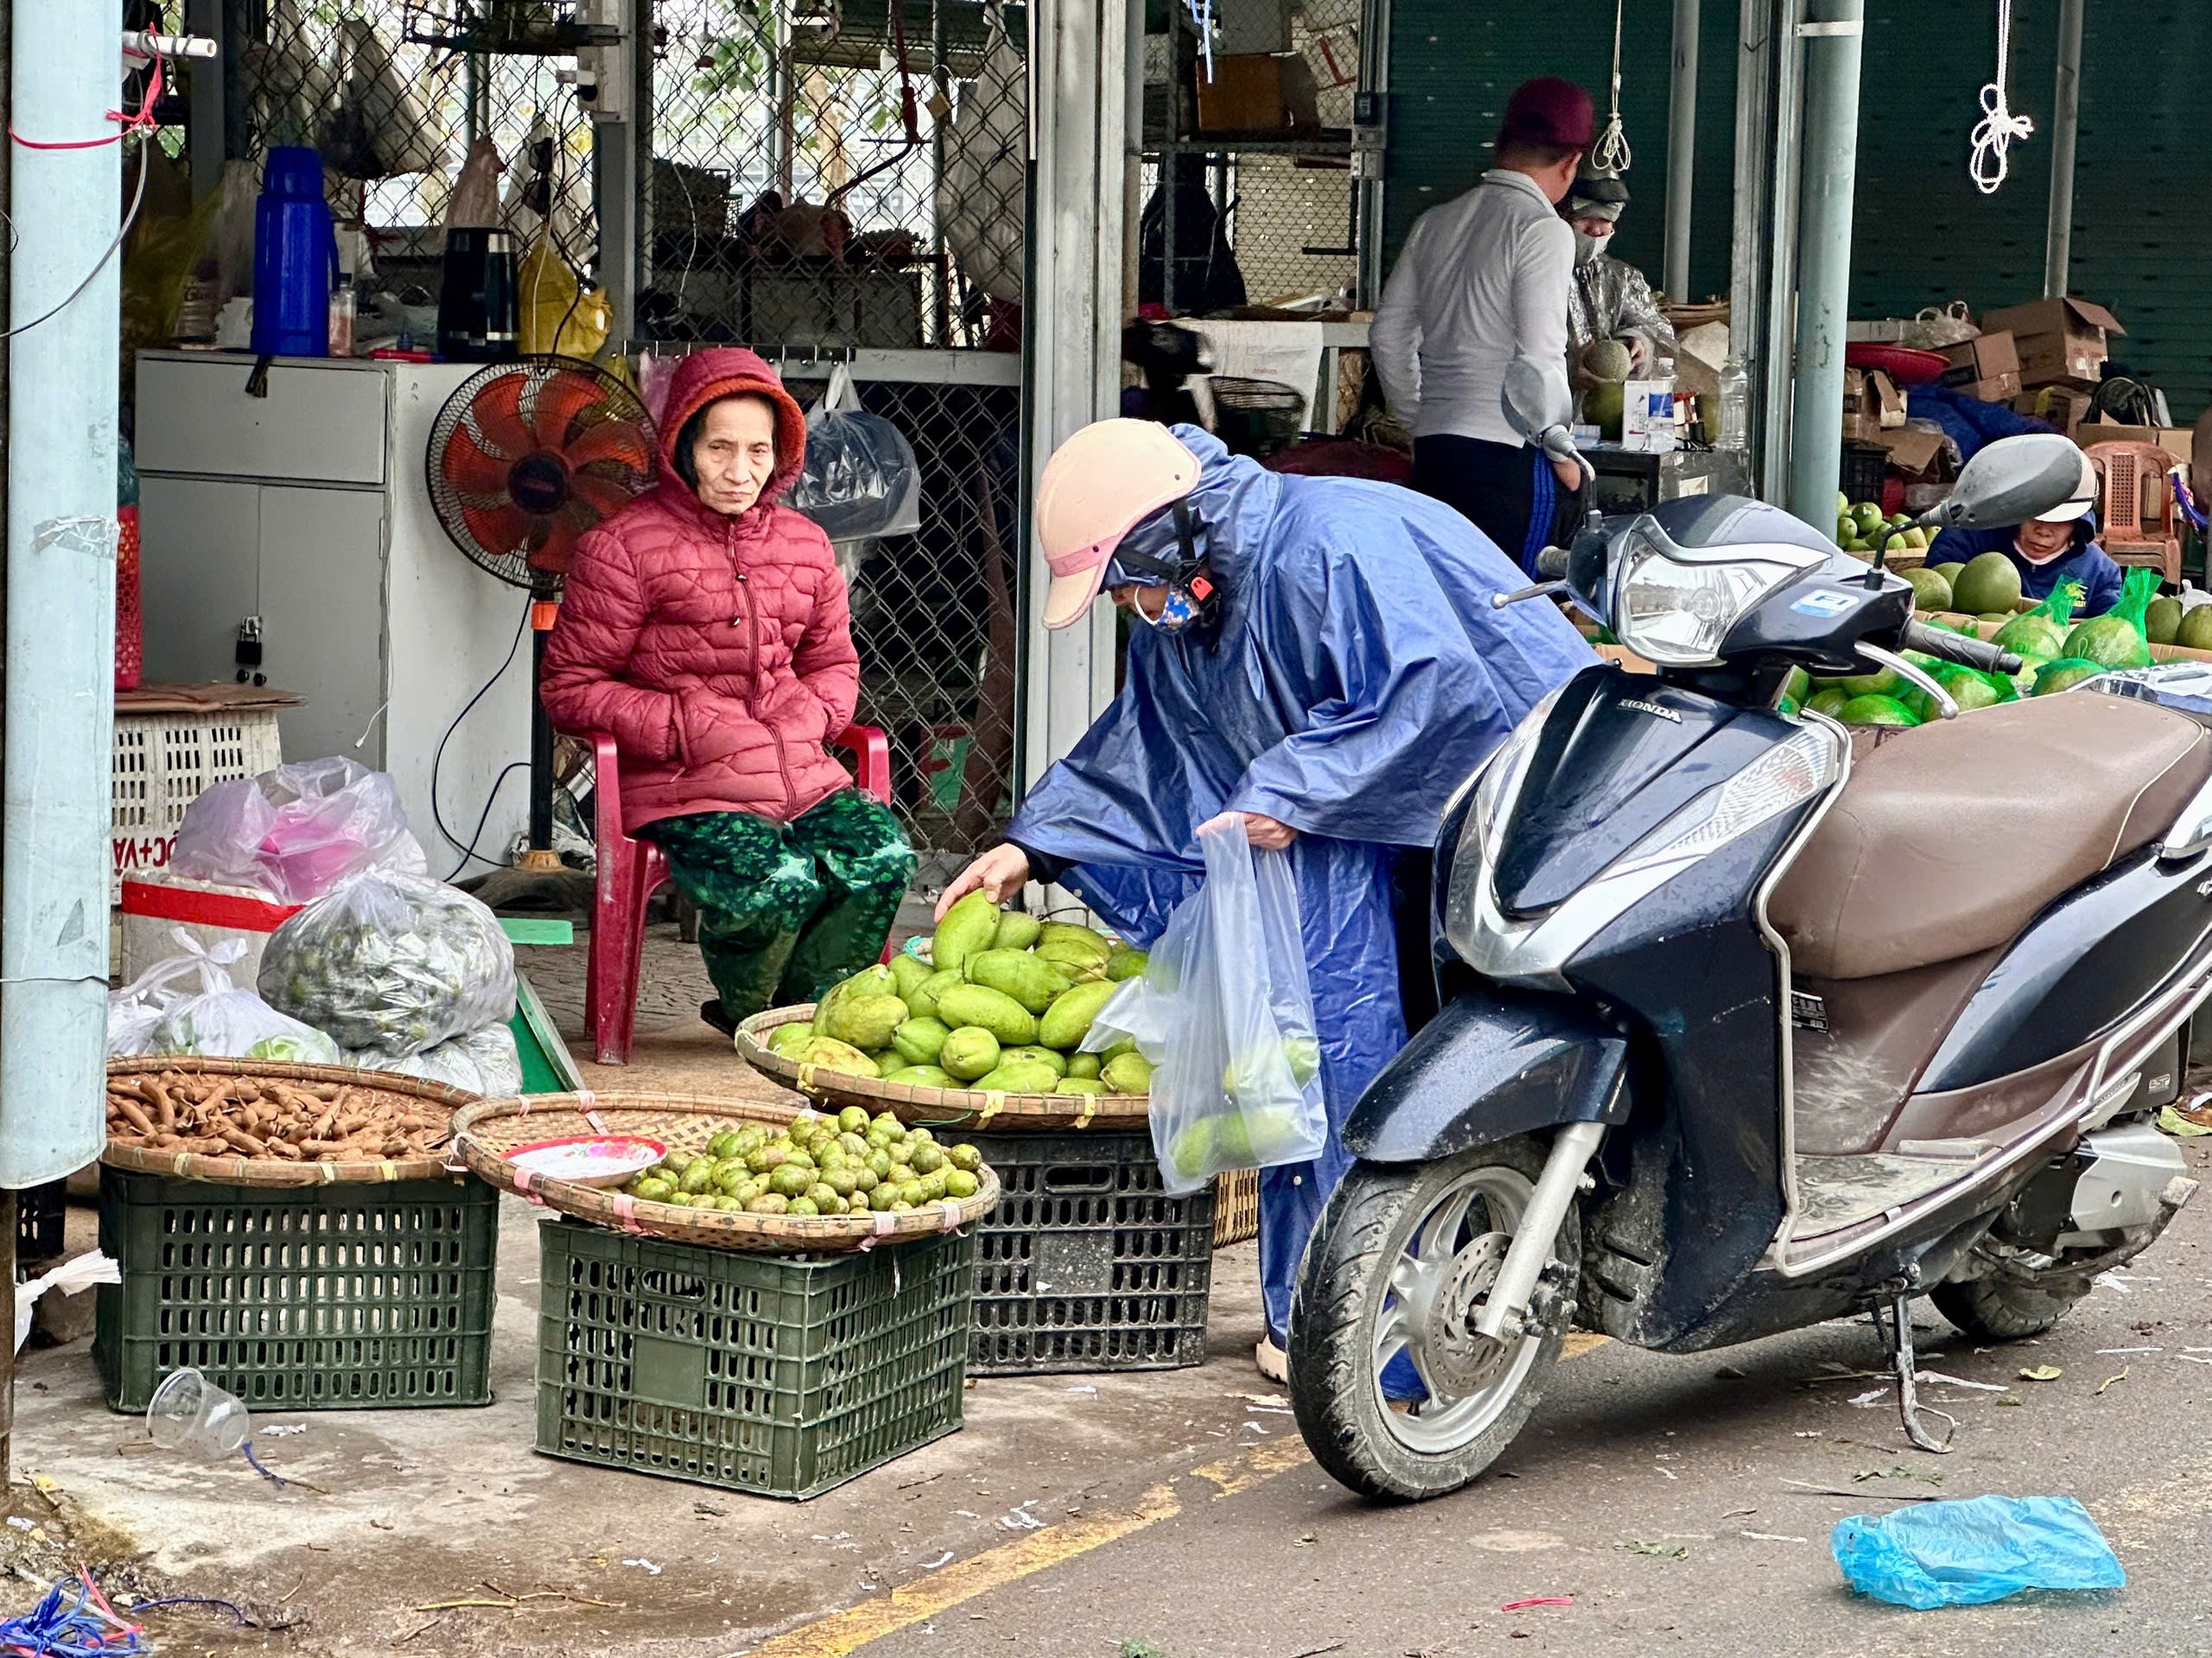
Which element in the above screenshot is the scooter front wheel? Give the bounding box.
[1287,1137,1580,1502]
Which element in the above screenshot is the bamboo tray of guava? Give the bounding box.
[734,897,1154,1132]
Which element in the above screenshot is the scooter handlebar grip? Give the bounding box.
[1536,546,1570,580]
[1904,619,2022,677]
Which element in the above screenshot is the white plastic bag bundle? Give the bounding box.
[259,869,516,1061]
[787,365,922,543]
[344,1023,522,1099]
[1088,823,1325,1194]
[171,757,428,905]
[934,3,1026,304]
[107,931,343,1064]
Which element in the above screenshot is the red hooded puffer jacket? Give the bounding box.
[540,348,860,834]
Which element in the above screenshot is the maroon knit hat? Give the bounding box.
[1497,77,1595,150]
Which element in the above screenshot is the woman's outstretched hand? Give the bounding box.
[1197,811,1298,850]
[934,844,1032,919]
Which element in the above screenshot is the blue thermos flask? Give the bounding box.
[251,147,340,357]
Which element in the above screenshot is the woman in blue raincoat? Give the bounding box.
[935,419,1594,1380]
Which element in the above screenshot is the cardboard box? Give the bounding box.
[2018,383,2096,436]
[1194,53,1321,133]
[1980,296,2125,388]
[119,875,304,988]
[1842,367,1904,441]
[1939,330,2018,388]
[1622,379,1678,453]
[1954,371,2022,405]
[1875,424,1949,479]
[2077,422,2193,466]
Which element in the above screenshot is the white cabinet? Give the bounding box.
[136,353,531,874]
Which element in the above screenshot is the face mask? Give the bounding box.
[1573,229,1607,267]
[2016,533,2070,567]
[1116,502,1221,637]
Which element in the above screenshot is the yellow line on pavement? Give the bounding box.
[750,1334,1614,1656]
[745,1483,1181,1658]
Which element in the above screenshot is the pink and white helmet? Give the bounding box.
[1035,420,1201,629]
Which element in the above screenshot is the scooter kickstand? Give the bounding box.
[1872,1299,1955,1455]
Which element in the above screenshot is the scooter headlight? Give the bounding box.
[1614,520,1807,668]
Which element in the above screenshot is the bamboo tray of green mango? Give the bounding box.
[734,894,1154,1131]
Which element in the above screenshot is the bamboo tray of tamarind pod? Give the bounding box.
[104,1058,475,1185]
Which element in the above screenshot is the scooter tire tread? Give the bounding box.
[1287,1137,1579,1503]
[1929,1273,2086,1342]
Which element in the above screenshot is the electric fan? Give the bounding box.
[425,354,658,907]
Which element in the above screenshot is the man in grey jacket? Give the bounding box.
[1369,77,1592,575]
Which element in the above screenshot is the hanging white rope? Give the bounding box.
[1968,0,2034,194]
[1590,0,1632,171]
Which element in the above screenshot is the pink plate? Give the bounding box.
[505,1134,668,1188]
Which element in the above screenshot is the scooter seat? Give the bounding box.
[1770,693,2212,980]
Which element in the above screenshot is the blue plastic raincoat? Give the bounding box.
[1007,428,1595,1343]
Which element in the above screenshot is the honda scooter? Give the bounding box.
[1287,363,2207,1502]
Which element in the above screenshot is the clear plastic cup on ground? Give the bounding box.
[146,1368,250,1459]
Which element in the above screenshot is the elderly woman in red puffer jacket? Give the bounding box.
[542,347,913,1036]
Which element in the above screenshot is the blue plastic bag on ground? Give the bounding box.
[1085,820,1327,1195]
[1833,1496,2125,1609]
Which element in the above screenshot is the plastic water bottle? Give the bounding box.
[1719,356,1751,452]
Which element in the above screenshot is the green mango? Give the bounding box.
[1065,1051,1103,1081]
[887,952,933,1003]
[1102,1051,1154,1095]
[1105,947,1149,982]
[970,1060,1062,1095]
[821,993,910,1052]
[892,1016,950,1067]
[931,891,1001,977]
[767,1021,814,1059]
[964,948,1075,1013]
[1039,979,1120,1051]
[1055,1077,1108,1096]
[798,1037,877,1077]
[936,983,1039,1046]
[1037,923,1115,973]
[906,967,963,1022]
[812,965,896,1034]
[999,1045,1069,1077]
[938,1026,1002,1081]
[992,910,1043,950]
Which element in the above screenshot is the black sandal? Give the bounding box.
[699,1000,739,1039]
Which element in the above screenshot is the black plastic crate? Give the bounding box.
[16,1182,66,1263]
[536,1221,974,1500]
[93,1167,498,1413]
[949,1128,1216,1375]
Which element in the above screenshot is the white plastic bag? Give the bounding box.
[16,1254,120,1353]
[1090,823,1326,1194]
[935,2,1026,303]
[321,16,444,181]
[786,365,922,542]
[107,931,343,1064]
[171,758,428,905]
[259,869,516,1061]
[344,1023,522,1098]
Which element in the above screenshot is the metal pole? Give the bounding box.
[3,0,119,1198]
[2042,0,2084,298]
[1784,0,1862,527]
[1664,0,1700,300]
[1760,0,1807,503]
[1124,0,1143,321]
[1727,0,1777,488]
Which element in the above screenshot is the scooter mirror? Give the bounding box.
[1934,432,2095,530]
[1501,356,1574,445]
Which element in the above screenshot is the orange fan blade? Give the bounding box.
[439,424,518,498]
[561,419,657,475]
[567,469,642,525]
[465,373,532,459]
[531,371,605,451]
[461,500,536,562]
[527,518,582,576]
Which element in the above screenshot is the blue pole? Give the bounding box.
[3,0,123,1185]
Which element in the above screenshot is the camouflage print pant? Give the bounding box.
[645,791,915,1021]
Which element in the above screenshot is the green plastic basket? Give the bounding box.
[950,1128,1217,1375]
[534,1220,975,1500]
[93,1167,498,1413]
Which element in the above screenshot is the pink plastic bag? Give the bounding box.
[171,758,427,904]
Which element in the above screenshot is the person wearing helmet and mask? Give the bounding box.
[936,417,1594,1382]
[1936,452,2123,616]
[1561,165,1675,378]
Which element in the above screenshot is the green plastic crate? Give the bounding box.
[535,1221,974,1500]
[93,1168,498,1413]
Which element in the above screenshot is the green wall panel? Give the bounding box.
[1384,3,2212,417]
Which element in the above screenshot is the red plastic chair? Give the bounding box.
[584,725,893,1064]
